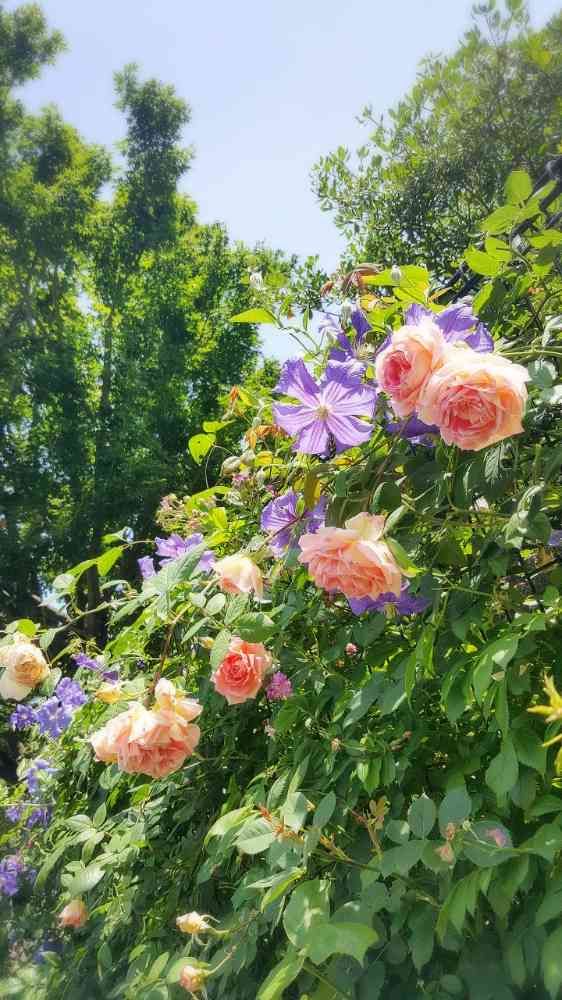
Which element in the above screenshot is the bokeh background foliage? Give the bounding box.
[1,2,562,999]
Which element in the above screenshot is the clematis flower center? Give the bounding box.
[316,404,331,419]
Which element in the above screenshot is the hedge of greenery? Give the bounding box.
[1,167,562,1000]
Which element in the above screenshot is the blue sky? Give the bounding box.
[9,0,560,359]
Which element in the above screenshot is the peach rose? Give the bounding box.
[90,682,202,778]
[0,639,50,701]
[58,899,88,929]
[375,318,446,417]
[212,636,272,705]
[417,348,529,451]
[298,512,402,600]
[179,963,207,994]
[214,554,263,599]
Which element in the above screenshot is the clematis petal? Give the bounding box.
[296,419,331,454]
[326,413,373,450]
[275,359,320,405]
[273,402,316,437]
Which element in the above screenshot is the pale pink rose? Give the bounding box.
[90,685,202,778]
[0,639,50,701]
[179,963,207,994]
[417,348,529,451]
[375,318,446,417]
[58,899,88,929]
[212,636,272,705]
[214,554,263,599]
[298,512,402,601]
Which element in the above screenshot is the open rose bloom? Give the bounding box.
[58,899,88,929]
[212,636,272,705]
[90,679,202,778]
[0,638,50,701]
[418,348,529,451]
[299,512,402,601]
[214,554,263,599]
[375,318,446,418]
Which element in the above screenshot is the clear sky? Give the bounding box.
[8,0,560,359]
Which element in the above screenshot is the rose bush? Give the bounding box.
[1,168,562,1000]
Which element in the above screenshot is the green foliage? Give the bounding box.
[312,1,562,271]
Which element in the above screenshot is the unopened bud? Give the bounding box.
[199,636,214,650]
[179,963,208,994]
[345,643,358,655]
[176,911,211,935]
[95,683,124,704]
[241,449,256,466]
[390,264,402,283]
[249,270,265,291]
[221,456,241,476]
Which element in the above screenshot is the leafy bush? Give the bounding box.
[1,167,562,1000]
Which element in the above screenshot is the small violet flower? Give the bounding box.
[273,359,376,455]
[349,584,431,616]
[0,855,25,897]
[266,672,293,701]
[25,759,57,798]
[72,652,102,672]
[261,491,326,556]
[10,703,38,731]
[27,806,51,829]
[138,556,156,579]
[139,533,215,580]
[56,677,87,709]
[385,415,439,447]
[5,804,24,823]
[549,529,562,548]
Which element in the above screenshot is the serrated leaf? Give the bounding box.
[486,738,519,796]
[505,169,533,205]
[210,629,232,670]
[465,247,501,276]
[235,817,276,855]
[438,787,472,832]
[344,676,384,728]
[313,792,336,830]
[204,806,253,844]
[261,868,306,911]
[63,863,105,896]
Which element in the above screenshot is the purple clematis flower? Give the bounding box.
[5,804,24,823]
[405,303,494,352]
[349,584,431,616]
[155,533,215,573]
[385,415,439,446]
[261,491,327,556]
[0,855,25,897]
[27,806,51,829]
[273,359,376,455]
[329,309,374,374]
[72,652,102,671]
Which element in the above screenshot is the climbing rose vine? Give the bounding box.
[1,169,562,1000]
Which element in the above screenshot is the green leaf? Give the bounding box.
[235,817,276,855]
[205,593,226,616]
[313,792,337,830]
[231,308,277,325]
[464,247,502,277]
[386,538,419,576]
[505,169,533,205]
[235,611,277,642]
[210,629,232,670]
[379,841,424,876]
[148,952,170,981]
[97,545,125,577]
[536,890,562,927]
[308,922,378,966]
[486,738,519,796]
[521,823,562,861]
[63,863,105,896]
[260,868,306,911]
[473,635,518,702]
[281,792,309,832]
[438,787,472,832]
[479,205,519,234]
[344,676,384,728]
[188,432,215,464]
[256,951,305,1000]
[542,926,562,999]
[408,795,436,838]
[204,806,253,844]
[34,838,72,890]
[283,880,330,950]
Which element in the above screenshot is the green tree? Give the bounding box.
[313,0,562,273]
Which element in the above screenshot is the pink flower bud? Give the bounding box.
[58,899,88,929]
[179,963,207,994]
[345,643,358,655]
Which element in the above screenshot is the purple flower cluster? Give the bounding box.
[55,677,87,708]
[549,530,562,548]
[261,491,326,556]
[25,759,57,798]
[10,703,38,731]
[349,584,431,616]
[0,855,25,897]
[273,359,376,455]
[27,806,51,829]
[29,678,87,739]
[72,651,118,683]
[266,672,293,701]
[5,804,24,823]
[138,533,215,580]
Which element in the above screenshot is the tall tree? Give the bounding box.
[313,1,562,273]
[0,13,263,626]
